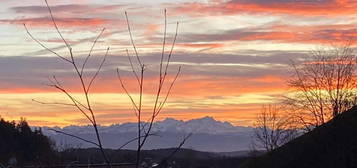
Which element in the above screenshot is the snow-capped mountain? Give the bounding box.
[42,117,254,152]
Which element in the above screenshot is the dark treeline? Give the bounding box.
[0,117,251,168]
[0,117,56,166]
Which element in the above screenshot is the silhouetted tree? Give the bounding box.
[0,117,56,166]
[25,1,189,167]
[252,105,297,152]
[285,43,357,130]
[25,0,111,166]
[118,10,191,168]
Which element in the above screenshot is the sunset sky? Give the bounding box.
[0,0,356,126]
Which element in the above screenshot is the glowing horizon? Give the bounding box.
[0,0,356,126]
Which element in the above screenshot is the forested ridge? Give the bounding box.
[0,117,56,165]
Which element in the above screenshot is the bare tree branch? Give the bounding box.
[162,22,179,84]
[24,24,72,63]
[87,47,110,93]
[285,43,357,130]
[26,1,112,166]
[157,133,192,168]
[117,133,159,150]
[32,99,77,107]
[126,49,141,85]
[48,128,99,147]
[159,9,167,81]
[116,69,140,113]
[125,11,142,67]
[119,10,185,168]
[157,66,181,115]
[252,105,297,152]
[44,0,71,51]
[81,28,106,76]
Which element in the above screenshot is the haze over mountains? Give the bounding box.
[42,117,254,152]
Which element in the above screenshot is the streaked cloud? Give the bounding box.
[174,0,357,17]
[0,0,356,126]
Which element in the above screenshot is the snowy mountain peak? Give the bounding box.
[43,116,252,136]
[190,116,215,122]
[159,118,182,125]
[42,117,254,152]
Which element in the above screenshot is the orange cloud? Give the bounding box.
[184,24,357,45]
[178,43,225,48]
[175,0,357,17]
[0,74,287,96]
[144,24,160,36]
[240,32,298,41]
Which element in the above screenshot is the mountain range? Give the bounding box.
[42,117,254,152]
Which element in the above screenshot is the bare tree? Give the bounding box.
[25,1,189,167]
[252,104,297,152]
[286,43,357,130]
[25,0,112,166]
[117,10,190,168]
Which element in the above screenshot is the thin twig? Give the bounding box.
[87,47,110,93]
[121,11,182,168]
[48,84,94,124]
[81,28,106,76]
[125,11,142,67]
[45,0,71,50]
[126,49,141,85]
[45,80,90,111]
[116,69,140,112]
[157,66,181,114]
[159,9,167,81]
[48,128,99,147]
[24,24,72,63]
[32,99,77,107]
[28,0,111,167]
[118,133,159,150]
[162,22,179,84]
[157,133,192,167]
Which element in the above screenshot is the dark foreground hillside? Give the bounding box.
[241,106,357,168]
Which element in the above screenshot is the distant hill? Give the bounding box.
[217,150,264,157]
[241,106,357,168]
[60,148,219,162]
[59,147,249,168]
[43,117,254,152]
